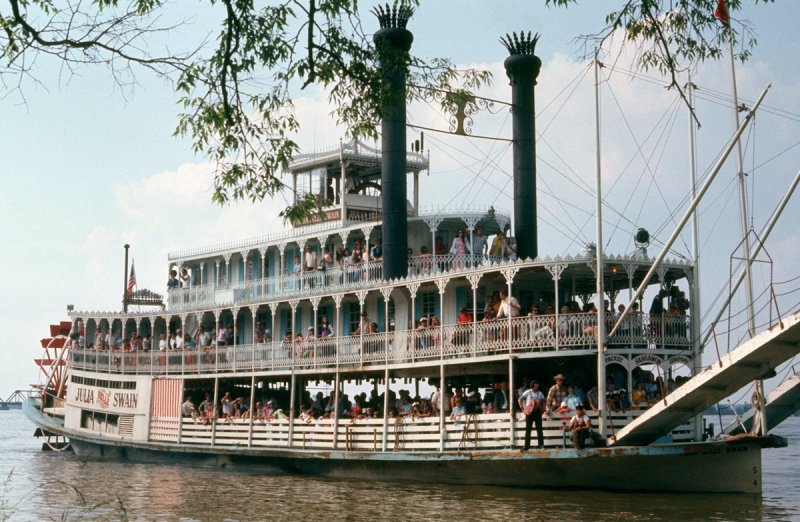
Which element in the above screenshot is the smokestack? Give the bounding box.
[502,32,541,260]
[373,4,413,280]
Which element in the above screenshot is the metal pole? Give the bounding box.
[594,53,607,437]
[688,75,704,440]
[609,84,771,338]
[123,244,130,313]
[727,36,766,436]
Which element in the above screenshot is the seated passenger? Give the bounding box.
[631,381,648,407]
[450,398,466,425]
[565,404,592,449]
[557,385,582,413]
[616,389,631,411]
[182,397,198,418]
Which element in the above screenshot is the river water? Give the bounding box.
[1,411,798,521]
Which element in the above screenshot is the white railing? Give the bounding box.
[166,255,515,312]
[70,313,690,375]
[149,409,693,450]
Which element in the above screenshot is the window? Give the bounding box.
[348,303,360,334]
[421,292,435,318]
[463,287,488,320]
[388,299,395,331]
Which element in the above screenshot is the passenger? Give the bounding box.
[418,399,432,417]
[493,382,509,413]
[449,229,471,270]
[216,322,228,347]
[370,238,383,261]
[199,394,214,421]
[254,321,266,343]
[565,404,592,449]
[429,316,441,348]
[182,397,198,418]
[617,389,631,411]
[450,397,466,426]
[299,406,313,423]
[453,307,472,347]
[465,389,482,414]
[254,401,266,420]
[167,269,179,290]
[430,386,451,417]
[353,311,370,336]
[587,384,600,411]
[573,377,588,406]
[419,245,432,273]
[545,374,567,415]
[302,244,317,273]
[645,373,658,401]
[470,226,488,265]
[434,236,446,256]
[632,381,648,407]
[518,380,545,450]
[220,392,235,419]
[319,315,333,338]
[557,384,582,413]
[179,266,191,288]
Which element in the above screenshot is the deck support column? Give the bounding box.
[288,373,296,447]
[439,363,445,452]
[382,369,390,451]
[333,370,341,449]
[508,356,515,448]
[248,375,255,447]
[211,377,219,446]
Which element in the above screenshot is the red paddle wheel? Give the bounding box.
[33,320,73,451]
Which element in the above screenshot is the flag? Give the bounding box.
[127,261,137,295]
[714,0,730,27]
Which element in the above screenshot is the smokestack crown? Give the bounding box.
[372,4,414,51]
[501,32,542,83]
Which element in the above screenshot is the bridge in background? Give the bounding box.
[0,390,25,410]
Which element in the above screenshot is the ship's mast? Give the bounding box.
[593,51,607,437]
[724,26,767,436]
[687,75,703,439]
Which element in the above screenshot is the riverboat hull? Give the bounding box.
[62,429,773,494]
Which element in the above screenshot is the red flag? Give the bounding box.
[127,262,137,295]
[714,0,730,27]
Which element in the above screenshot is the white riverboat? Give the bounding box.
[25,8,800,494]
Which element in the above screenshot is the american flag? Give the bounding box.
[714,0,730,27]
[151,378,182,418]
[127,262,136,295]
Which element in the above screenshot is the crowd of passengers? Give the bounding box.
[180,368,690,449]
[166,228,519,292]
[68,280,689,355]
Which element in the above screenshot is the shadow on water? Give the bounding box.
[2,412,799,521]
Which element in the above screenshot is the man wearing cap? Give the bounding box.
[518,380,545,450]
[546,374,567,415]
[566,404,593,449]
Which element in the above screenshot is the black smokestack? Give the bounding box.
[502,32,541,260]
[373,4,413,280]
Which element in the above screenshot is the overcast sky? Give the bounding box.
[1,1,798,400]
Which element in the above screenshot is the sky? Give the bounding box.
[1,1,799,401]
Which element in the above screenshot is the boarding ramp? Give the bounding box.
[611,310,800,447]
[723,370,800,436]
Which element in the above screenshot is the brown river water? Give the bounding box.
[1,411,798,521]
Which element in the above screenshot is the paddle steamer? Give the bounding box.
[25,6,800,493]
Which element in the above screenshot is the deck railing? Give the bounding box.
[71,313,690,375]
[149,409,693,450]
[167,255,507,311]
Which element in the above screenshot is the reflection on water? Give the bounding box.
[2,412,798,521]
